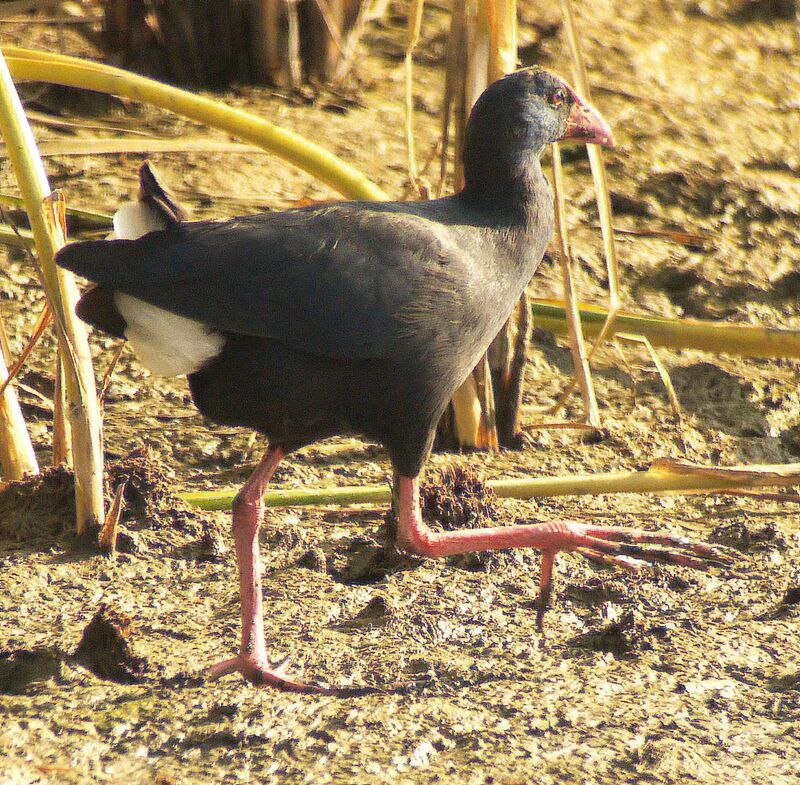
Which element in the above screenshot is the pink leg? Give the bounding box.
[395,476,732,627]
[207,447,321,691]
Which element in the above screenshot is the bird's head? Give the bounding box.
[462,68,613,193]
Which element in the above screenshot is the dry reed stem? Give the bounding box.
[437,0,465,195]
[312,0,346,55]
[285,0,302,89]
[333,0,392,85]
[0,327,39,479]
[98,342,126,404]
[404,0,425,194]
[551,0,621,417]
[52,350,71,467]
[43,194,103,531]
[617,332,686,451]
[550,142,600,428]
[0,302,51,400]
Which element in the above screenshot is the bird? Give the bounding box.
[56,68,729,692]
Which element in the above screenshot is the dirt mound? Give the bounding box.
[73,605,150,684]
[0,449,221,552]
[0,467,76,542]
[107,448,217,540]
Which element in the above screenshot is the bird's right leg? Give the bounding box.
[207,446,319,691]
[394,475,732,628]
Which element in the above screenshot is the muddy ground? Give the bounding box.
[1,1,800,783]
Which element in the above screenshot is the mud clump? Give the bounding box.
[107,448,215,540]
[420,466,500,532]
[0,467,75,542]
[73,605,149,683]
[421,466,522,571]
[324,468,505,583]
[0,449,220,551]
[711,519,782,551]
[567,610,668,658]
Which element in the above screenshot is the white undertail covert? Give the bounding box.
[110,201,225,377]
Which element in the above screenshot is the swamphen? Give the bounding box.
[57,68,727,691]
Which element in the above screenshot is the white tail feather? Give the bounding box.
[111,201,165,240]
[115,294,225,377]
[111,202,225,376]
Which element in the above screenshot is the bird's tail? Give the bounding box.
[109,161,186,241]
[62,163,225,377]
[68,162,186,336]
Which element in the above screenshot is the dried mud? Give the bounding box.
[1,1,800,783]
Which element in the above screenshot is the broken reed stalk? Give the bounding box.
[0,46,104,533]
[0,191,111,227]
[551,142,599,427]
[616,332,685,447]
[181,458,800,511]
[4,47,388,202]
[0,302,51,400]
[530,298,800,360]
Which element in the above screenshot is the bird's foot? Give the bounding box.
[207,653,383,695]
[535,521,733,628]
[569,522,733,572]
[207,653,324,693]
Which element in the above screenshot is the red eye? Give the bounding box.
[550,88,567,106]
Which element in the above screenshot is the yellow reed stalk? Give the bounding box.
[442,0,493,449]
[482,0,532,446]
[530,298,800,360]
[0,47,104,533]
[486,0,517,81]
[181,458,800,511]
[4,47,388,202]
[451,373,484,446]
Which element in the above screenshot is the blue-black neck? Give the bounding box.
[460,149,551,229]
[461,149,553,237]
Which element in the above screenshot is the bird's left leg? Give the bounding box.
[207,446,319,691]
[394,475,731,628]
